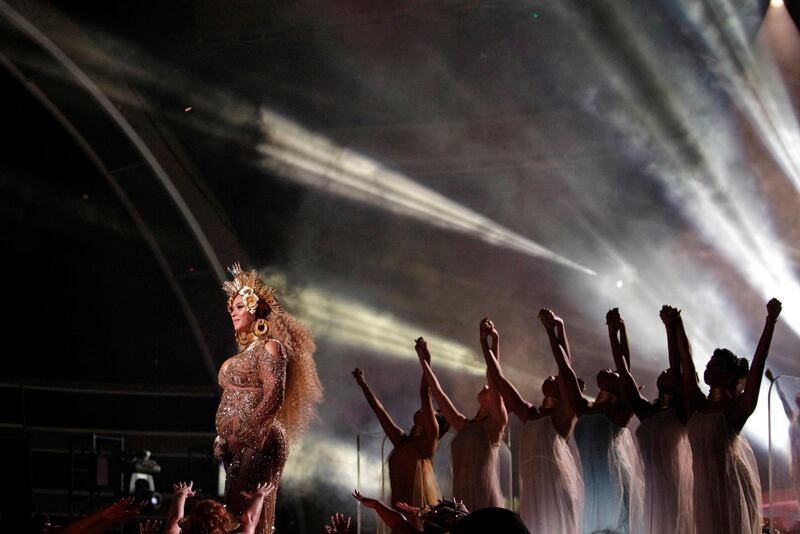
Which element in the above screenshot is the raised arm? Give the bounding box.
[485,318,500,360]
[352,491,420,534]
[767,369,795,420]
[353,368,405,446]
[477,322,509,443]
[737,298,782,422]
[416,338,468,431]
[553,312,574,364]
[660,305,681,384]
[673,308,703,416]
[165,481,196,534]
[240,482,275,534]
[479,319,535,421]
[481,320,509,433]
[606,309,651,419]
[539,309,582,412]
[484,372,509,444]
[416,352,440,457]
[60,497,144,534]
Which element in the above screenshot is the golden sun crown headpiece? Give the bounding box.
[222,263,282,316]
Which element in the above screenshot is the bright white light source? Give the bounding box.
[770,0,784,7]
[616,280,624,288]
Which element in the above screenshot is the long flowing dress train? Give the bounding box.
[519,417,583,533]
[686,411,761,534]
[574,413,644,534]
[450,419,504,512]
[635,407,694,534]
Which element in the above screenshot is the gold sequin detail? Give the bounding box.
[216,340,288,534]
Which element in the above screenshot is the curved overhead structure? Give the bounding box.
[0,0,249,383]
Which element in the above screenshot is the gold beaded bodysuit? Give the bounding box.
[216,339,288,534]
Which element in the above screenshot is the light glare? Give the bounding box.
[256,110,597,276]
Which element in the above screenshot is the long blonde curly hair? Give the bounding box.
[224,263,323,441]
[268,308,323,440]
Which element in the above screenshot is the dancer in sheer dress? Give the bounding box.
[353,364,443,531]
[574,312,644,534]
[480,314,584,533]
[214,263,322,534]
[415,332,507,512]
[677,299,782,534]
[606,307,692,534]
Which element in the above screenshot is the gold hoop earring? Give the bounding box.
[252,318,270,338]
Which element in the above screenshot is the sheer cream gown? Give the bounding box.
[686,411,761,534]
[574,413,644,534]
[635,407,693,534]
[450,419,504,512]
[519,416,584,533]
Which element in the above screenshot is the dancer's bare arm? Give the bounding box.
[240,482,275,534]
[606,309,651,419]
[353,368,405,446]
[480,319,536,421]
[352,491,420,534]
[734,298,782,428]
[416,337,468,431]
[673,308,703,417]
[539,309,583,414]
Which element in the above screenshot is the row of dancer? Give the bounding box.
[352,326,509,531]
[354,298,782,534]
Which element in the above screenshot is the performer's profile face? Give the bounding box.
[230,294,254,333]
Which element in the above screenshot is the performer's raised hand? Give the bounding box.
[352,490,380,510]
[324,513,351,534]
[767,298,782,321]
[352,368,366,386]
[139,519,163,534]
[415,337,431,364]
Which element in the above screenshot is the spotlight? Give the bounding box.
[770,0,784,7]
[616,280,624,288]
[121,450,162,510]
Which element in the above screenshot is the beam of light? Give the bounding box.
[560,1,800,337]
[255,110,596,276]
[262,270,543,384]
[0,0,228,283]
[683,0,800,198]
[552,0,800,450]
[285,284,492,375]
[586,252,746,370]
[582,236,786,453]
[753,2,800,189]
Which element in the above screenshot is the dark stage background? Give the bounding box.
[1,0,800,532]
